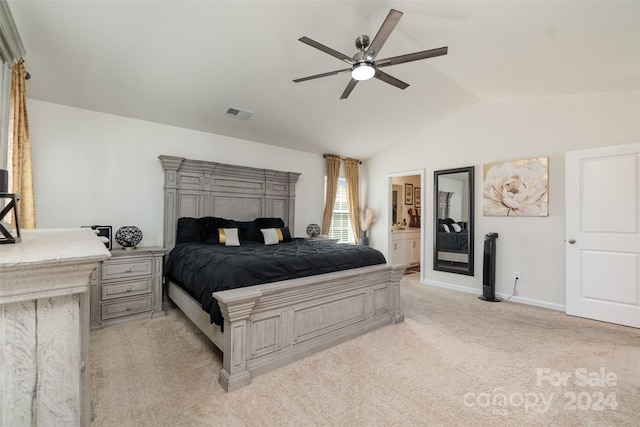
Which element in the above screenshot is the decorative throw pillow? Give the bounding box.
[260,227,293,243]
[176,217,202,244]
[199,217,224,244]
[442,224,451,233]
[451,223,462,233]
[238,221,257,242]
[261,228,280,245]
[199,217,238,244]
[219,228,240,246]
[439,218,458,233]
[254,218,285,242]
[279,226,293,242]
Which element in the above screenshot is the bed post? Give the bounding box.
[216,289,262,392]
[287,173,298,232]
[389,264,406,324]
[158,155,185,252]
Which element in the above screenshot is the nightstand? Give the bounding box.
[90,246,166,329]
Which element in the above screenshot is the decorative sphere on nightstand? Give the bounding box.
[306,223,321,238]
[115,226,143,249]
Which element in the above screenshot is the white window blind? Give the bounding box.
[325,177,354,244]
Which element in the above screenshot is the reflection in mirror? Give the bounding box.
[433,166,475,276]
[392,184,402,225]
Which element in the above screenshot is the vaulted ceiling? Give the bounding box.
[8,1,639,160]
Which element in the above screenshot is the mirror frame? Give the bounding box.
[433,166,475,276]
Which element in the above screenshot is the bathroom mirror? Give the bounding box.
[391,184,402,225]
[433,166,474,275]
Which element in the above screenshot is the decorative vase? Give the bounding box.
[115,226,143,250]
[306,223,321,239]
[360,230,369,246]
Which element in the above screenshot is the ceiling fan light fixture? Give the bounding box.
[293,9,448,99]
[351,62,375,81]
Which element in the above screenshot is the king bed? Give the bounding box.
[159,155,406,392]
[436,218,469,264]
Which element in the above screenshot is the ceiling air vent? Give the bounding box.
[224,106,253,120]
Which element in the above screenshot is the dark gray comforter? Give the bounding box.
[164,239,386,325]
[437,230,469,252]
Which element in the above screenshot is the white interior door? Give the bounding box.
[566,143,640,328]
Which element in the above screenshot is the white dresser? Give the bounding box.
[0,229,110,426]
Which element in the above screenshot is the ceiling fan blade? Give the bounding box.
[298,37,355,65]
[340,79,359,99]
[293,68,352,83]
[375,46,448,68]
[374,70,409,90]
[364,9,403,61]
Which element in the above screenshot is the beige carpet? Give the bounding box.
[90,274,640,426]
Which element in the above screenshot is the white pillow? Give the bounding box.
[261,228,280,245]
[442,224,450,233]
[223,228,240,246]
[451,223,462,233]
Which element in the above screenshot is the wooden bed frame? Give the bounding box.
[159,155,405,392]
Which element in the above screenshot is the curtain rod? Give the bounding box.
[323,154,362,164]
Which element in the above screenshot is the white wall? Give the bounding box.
[26,91,640,308]
[366,91,640,309]
[27,100,326,247]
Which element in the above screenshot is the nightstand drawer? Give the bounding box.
[102,278,152,300]
[101,258,153,280]
[101,295,152,320]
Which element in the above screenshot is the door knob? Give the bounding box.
[568,239,576,244]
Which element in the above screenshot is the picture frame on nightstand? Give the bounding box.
[82,225,112,250]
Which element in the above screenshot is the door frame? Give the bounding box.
[387,169,425,281]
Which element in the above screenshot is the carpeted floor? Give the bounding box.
[90,275,640,426]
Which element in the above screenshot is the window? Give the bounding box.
[325,177,354,244]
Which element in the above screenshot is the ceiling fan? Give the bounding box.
[293,9,448,99]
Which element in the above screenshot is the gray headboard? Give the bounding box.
[159,155,301,251]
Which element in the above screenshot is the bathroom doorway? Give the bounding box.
[388,170,424,279]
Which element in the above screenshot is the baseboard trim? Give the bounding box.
[422,279,566,312]
[504,294,565,312]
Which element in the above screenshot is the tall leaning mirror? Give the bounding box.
[433,166,475,275]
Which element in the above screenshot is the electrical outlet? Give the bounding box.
[513,271,521,281]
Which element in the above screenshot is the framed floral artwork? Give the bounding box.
[483,157,549,216]
[415,187,421,208]
[405,183,413,205]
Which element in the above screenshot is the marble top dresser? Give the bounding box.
[0,229,110,426]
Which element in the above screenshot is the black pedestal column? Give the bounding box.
[479,232,500,302]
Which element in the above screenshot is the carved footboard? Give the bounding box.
[214,263,406,392]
